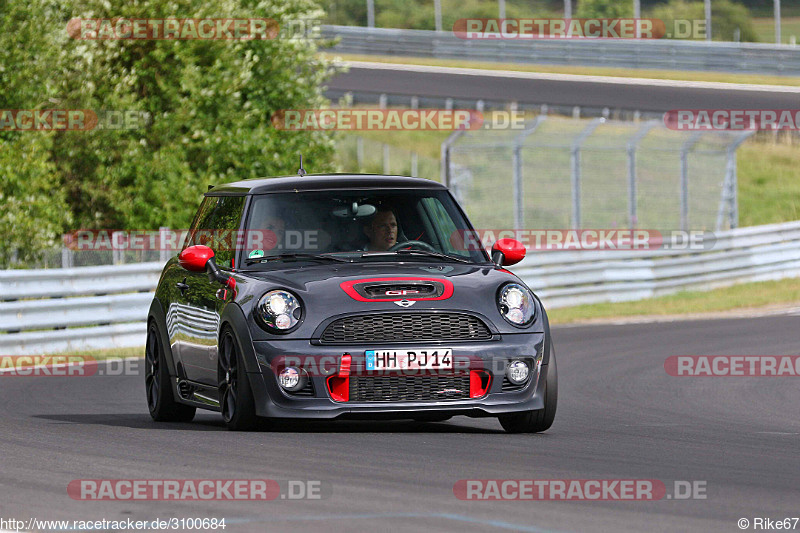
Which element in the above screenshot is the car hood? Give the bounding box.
[234,261,543,339]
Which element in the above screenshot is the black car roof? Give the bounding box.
[207,174,448,195]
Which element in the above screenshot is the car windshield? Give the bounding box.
[242,189,488,265]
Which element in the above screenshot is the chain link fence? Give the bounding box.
[443,116,754,232]
[334,134,439,178]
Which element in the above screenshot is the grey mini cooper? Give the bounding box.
[145,174,557,432]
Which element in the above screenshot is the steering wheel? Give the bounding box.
[388,240,437,252]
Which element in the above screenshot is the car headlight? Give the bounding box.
[257,290,302,332]
[497,283,536,327]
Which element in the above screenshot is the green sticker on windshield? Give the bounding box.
[248,249,265,259]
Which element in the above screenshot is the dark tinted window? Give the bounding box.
[244,190,487,264]
[186,196,245,268]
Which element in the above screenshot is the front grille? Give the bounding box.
[319,312,492,344]
[502,376,525,392]
[349,374,470,402]
[289,379,315,397]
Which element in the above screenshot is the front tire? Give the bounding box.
[145,322,196,422]
[218,327,260,431]
[499,352,558,434]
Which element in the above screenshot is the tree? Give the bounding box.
[0,0,72,265]
[0,0,336,265]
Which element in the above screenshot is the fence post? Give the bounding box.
[112,231,124,265]
[382,143,390,174]
[511,115,547,230]
[716,130,755,230]
[440,130,466,186]
[512,145,523,230]
[680,132,703,231]
[626,121,658,229]
[356,136,364,170]
[411,151,418,177]
[61,247,73,269]
[570,118,604,229]
[366,0,375,28]
[159,227,170,263]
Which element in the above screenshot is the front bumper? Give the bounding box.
[246,332,548,419]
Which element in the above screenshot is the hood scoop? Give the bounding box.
[362,282,439,298]
[340,277,454,301]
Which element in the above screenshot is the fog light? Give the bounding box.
[279,367,301,390]
[507,360,530,384]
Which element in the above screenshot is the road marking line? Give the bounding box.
[341,60,800,94]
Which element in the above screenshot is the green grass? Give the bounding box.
[335,126,800,229]
[45,346,143,359]
[753,17,800,44]
[738,141,800,227]
[547,277,800,324]
[324,52,800,86]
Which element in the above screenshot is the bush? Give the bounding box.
[575,0,634,18]
[649,0,760,41]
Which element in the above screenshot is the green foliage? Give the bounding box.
[649,0,760,41]
[322,0,560,29]
[0,0,335,266]
[575,0,633,19]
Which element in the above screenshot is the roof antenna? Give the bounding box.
[297,155,307,177]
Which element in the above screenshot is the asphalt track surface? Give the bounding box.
[326,62,800,113]
[2,315,799,532]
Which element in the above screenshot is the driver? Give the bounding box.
[363,208,398,251]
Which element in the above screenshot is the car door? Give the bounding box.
[178,194,245,386]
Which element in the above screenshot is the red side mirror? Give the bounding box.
[491,238,526,267]
[179,245,215,272]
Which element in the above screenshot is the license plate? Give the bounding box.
[365,349,453,371]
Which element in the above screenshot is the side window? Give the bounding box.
[422,197,460,255]
[186,196,245,269]
[183,197,216,251]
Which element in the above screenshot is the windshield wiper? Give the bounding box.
[361,249,473,264]
[245,253,350,265]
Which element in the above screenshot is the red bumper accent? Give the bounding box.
[469,370,492,398]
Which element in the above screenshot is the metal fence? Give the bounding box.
[334,134,439,178]
[0,262,162,355]
[322,25,800,76]
[442,116,754,232]
[2,221,800,354]
[515,220,800,308]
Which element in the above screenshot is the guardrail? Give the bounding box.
[0,263,163,355]
[2,220,799,354]
[321,25,800,76]
[515,220,800,308]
